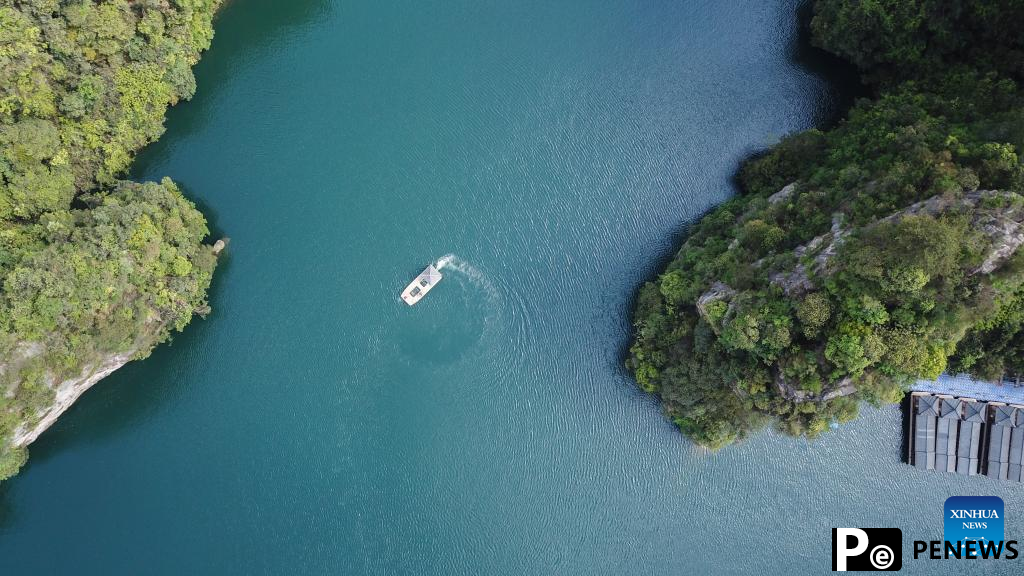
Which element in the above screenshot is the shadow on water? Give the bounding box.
[182,181,227,243]
[0,255,233,532]
[791,0,869,128]
[1,0,325,529]
[0,481,15,533]
[615,0,868,384]
[900,393,912,464]
[131,0,330,180]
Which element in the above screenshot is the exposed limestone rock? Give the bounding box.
[767,189,1024,296]
[774,370,855,403]
[768,182,798,204]
[696,281,736,326]
[212,237,229,255]
[2,343,44,399]
[11,351,135,448]
[976,216,1024,274]
[970,195,1024,275]
[876,190,992,223]
[708,190,1024,408]
[821,384,857,402]
[808,215,849,275]
[876,190,1024,276]
[770,264,814,298]
[770,214,848,297]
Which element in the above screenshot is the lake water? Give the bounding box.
[2,1,1021,574]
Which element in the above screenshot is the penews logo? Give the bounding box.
[832,528,902,571]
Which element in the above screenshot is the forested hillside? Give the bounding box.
[0,0,222,479]
[628,0,1024,449]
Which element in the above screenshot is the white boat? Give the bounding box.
[401,264,443,305]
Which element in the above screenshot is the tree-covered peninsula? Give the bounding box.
[0,0,222,479]
[628,0,1024,449]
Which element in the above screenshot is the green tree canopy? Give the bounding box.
[628,0,1024,448]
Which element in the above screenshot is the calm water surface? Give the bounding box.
[2,1,1020,574]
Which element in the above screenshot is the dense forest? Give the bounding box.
[0,0,222,479]
[628,0,1024,449]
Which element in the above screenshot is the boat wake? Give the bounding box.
[437,254,535,375]
[434,253,495,299]
[434,254,455,270]
[385,253,536,382]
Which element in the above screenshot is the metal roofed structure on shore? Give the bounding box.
[912,373,1024,404]
[906,379,1024,482]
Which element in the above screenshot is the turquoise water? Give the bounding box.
[2,1,1022,574]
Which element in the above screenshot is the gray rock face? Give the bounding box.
[976,217,1024,275]
[971,197,1024,275]
[768,182,798,204]
[770,214,847,297]
[212,237,229,255]
[807,215,849,275]
[877,190,1024,276]
[770,264,813,298]
[1,342,44,399]
[696,190,1024,409]
[774,370,856,403]
[11,351,135,448]
[766,190,1024,297]
[696,281,736,328]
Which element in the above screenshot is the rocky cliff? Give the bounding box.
[10,351,134,448]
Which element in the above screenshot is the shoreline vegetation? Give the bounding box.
[0,0,223,479]
[628,0,1024,449]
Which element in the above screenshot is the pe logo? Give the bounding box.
[832,528,902,571]
[945,496,1004,557]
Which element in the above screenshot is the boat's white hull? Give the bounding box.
[401,264,443,305]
